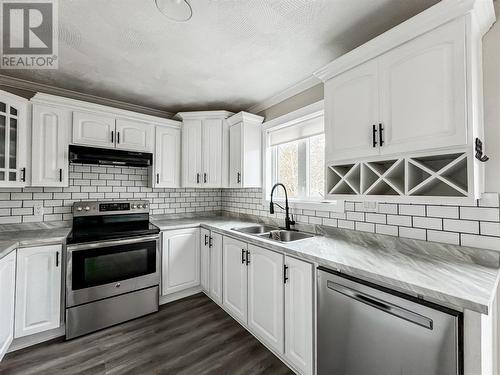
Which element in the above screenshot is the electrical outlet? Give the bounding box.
[363,201,378,212]
[34,202,44,217]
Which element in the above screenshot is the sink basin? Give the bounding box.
[258,230,314,242]
[232,225,279,235]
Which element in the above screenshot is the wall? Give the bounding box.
[0,164,221,224]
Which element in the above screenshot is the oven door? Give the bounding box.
[66,235,160,307]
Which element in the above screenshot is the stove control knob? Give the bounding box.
[137,204,143,209]
[143,204,148,209]
[76,207,83,212]
[84,206,90,211]
[132,204,137,209]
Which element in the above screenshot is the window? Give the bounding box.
[266,110,325,201]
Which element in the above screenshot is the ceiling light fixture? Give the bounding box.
[155,0,192,22]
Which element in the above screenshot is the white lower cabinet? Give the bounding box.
[200,228,210,293]
[209,232,223,304]
[247,244,284,353]
[15,245,62,338]
[222,236,248,324]
[284,256,314,375]
[162,228,200,295]
[0,251,16,361]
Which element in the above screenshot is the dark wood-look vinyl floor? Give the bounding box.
[0,293,294,375]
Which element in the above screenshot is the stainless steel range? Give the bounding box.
[65,200,160,339]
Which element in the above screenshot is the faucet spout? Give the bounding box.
[269,183,296,231]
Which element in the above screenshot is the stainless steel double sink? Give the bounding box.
[232,225,315,243]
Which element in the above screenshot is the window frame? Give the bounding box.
[262,100,344,213]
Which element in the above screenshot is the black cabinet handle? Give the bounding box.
[241,249,245,264]
[111,131,114,143]
[245,250,250,265]
[59,168,63,182]
[196,173,200,184]
[156,173,159,184]
[204,173,207,183]
[56,252,59,267]
[237,172,241,184]
[379,123,384,146]
[283,264,289,284]
[209,236,213,248]
[372,125,378,148]
[21,167,26,182]
[205,234,208,246]
[117,132,120,144]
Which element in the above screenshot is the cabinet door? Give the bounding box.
[31,104,71,187]
[0,90,29,187]
[182,120,203,187]
[115,118,154,152]
[200,228,210,293]
[324,59,380,162]
[284,256,313,375]
[209,232,223,305]
[379,18,466,155]
[72,111,115,148]
[202,119,223,187]
[161,228,200,295]
[154,126,180,188]
[15,245,62,338]
[229,123,242,188]
[247,245,284,353]
[0,251,16,361]
[222,236,248,324]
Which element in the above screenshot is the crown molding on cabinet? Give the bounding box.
[31,92,181,127]
[226,111,264,127]
[0,74,175,119]
[174,110,234,120]
[245,75,322,116]
[314,0,496,82]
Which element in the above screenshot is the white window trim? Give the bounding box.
[262,100,344,213]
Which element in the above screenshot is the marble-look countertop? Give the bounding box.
[151,215,500,315]
[0,222,71,261]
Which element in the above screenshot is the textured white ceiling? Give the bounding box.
[1,0,439,113]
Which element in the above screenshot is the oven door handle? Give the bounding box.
[67,234,160,252]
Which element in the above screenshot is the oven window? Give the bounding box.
[72,240,156,290]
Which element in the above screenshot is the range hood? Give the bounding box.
[69,145,153,167]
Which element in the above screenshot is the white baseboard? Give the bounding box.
[159,286,203,305]
[8,326,65,353]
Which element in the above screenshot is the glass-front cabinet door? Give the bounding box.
[0,90,28,186]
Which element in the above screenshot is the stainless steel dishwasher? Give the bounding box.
[318,267,462,375]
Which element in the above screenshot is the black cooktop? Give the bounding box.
[67,213,160,244]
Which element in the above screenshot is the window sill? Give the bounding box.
[264,198,345,213]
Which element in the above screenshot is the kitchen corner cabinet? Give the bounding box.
[31,104,71,187]
[153,125,181,188]
[178,111,233,188]
[200,229,223,304]
[161,228,200,295]
[0,90,30,187]
[247,244,284,353]
[15,245,62,338]
[284,256,313,375]
[227,112,264,188]
[222,236,248,324]
[0,251,16,361]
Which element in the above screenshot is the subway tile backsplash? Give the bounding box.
[1,170,500,251]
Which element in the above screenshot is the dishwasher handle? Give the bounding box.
[327,280,433,330]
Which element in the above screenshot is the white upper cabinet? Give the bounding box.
[15,245,62,338]
[154,125,181,188]
[222,236,248,324]
[178,111,233,188]
[0,90,29,187]
[115,118,154,152]
[161,228,200,296]
[247,244,284,354]
[284,256,314,375]
[182,119,203,187]
[324,59,380,162]
[72,111,115,148]
[227,112,264,188]
[31,104,71,187]
[379,18,466,155]
[0,251,16,361]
